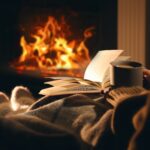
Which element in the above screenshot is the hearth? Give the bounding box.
[0,0,117,95]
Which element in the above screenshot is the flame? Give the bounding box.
[11,16,94,77]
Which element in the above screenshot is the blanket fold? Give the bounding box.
[0,86,150,150]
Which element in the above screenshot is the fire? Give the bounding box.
[11,16,94,77]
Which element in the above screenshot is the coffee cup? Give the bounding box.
[110,60,143,87]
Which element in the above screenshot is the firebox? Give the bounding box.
[0,0,117,95]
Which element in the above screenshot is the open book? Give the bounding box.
[39,49,125,96]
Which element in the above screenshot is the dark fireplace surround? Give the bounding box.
[0,0,117,96]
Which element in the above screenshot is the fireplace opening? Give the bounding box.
[11,14,93,77]
[0,0,117,95]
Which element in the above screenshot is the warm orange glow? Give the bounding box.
[11,16,94,77]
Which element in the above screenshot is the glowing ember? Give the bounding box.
[11,16,94,77]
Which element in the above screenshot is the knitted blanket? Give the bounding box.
[0,86,150,150]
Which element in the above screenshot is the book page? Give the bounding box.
[39,77,103,96]
[84,49,124,82]
[39,84,101,96]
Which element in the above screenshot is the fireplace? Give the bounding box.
[11,15,93,77]
[0,0,117,95]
